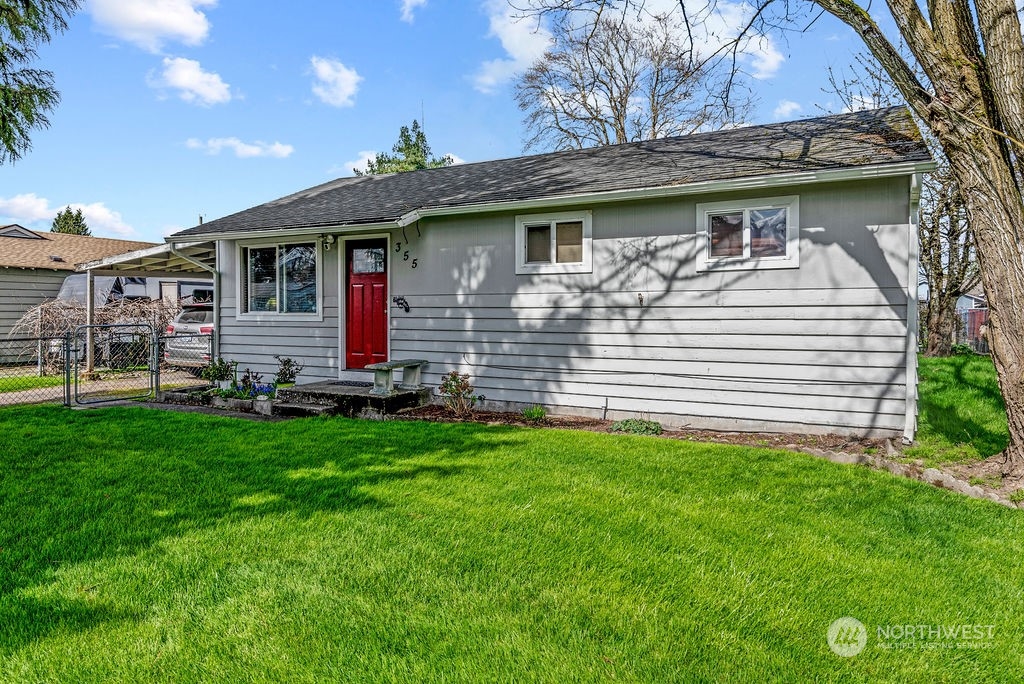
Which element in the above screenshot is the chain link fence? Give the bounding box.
[955,309,990,354]
[157,333,213,395]
[72,325,156,404]
[0,335,71,406]
[1,328,214,408]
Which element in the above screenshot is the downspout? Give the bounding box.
[168,241,219,357]
[904,173,922,444]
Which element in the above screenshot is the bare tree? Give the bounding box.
[825,52,980,357]
[919,167,980,355]
[514,11,752,151]
[515,0,1024,477]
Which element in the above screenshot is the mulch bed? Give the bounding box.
[398,404,893,454]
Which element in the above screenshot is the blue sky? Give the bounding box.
[0,0,871,243]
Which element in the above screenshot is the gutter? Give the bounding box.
[168,242,216,273]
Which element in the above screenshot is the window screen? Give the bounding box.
[525,225,551,263]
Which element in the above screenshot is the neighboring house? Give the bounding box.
[0,225,155,338]
[956,285,986,314]
[956,284,989,352]
[169,107,933,439]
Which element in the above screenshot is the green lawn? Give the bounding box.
[1,405,1021,682]
[0,373,64,394]
[907,354,1009,465]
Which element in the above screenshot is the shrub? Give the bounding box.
[201,357,235,383]
[521,405,547,423]
[438,371,484,417]
[951,344,975,356]
[610,418,662,436]
[238,368,264,395]
[273,355,304,384]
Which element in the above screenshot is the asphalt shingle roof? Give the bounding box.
[0,227,156,270]
[172,106,930,239]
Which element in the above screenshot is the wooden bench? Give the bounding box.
[364,359,429,395]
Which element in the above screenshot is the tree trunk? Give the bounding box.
[924,294,957,356]
[944,146,1024,477]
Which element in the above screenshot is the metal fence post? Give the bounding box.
[153,330,161,399]
[63,332,72,406]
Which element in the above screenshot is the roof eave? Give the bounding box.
[167,220,400,243]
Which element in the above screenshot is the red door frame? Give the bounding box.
[345,238,389,369]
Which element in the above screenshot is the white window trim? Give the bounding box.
[235,239,324,322]
[515,210,593,275]
[695,195,800,272]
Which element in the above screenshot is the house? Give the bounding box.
[168,107,933,439]
[0,225,156,339]
[956,285,989,352]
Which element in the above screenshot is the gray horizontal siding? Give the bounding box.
[215,242,341,382]
[213,175,913,435]
[0,269,66,337]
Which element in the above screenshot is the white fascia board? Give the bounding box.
[168,221,398,243]
[397,160,937,225]
[76,243,175,271]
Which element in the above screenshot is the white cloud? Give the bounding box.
[74,202,136,237]
[694,0,784,79]
[446,153,466,165]
[474,0,782,93]
[89,0,216,53]
[0,193,136,237]
[0,193,53,223]
[400,0,428,22]
[773,100,801,119]
[340,150,378,175]
[149,57,232,106]
[474,0,552,94]
[310,56,362,108]
[186,137,294,158]
[843,94,879,113]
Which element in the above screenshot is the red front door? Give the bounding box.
[346,239,388,368]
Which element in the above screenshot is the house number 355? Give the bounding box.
[394,242,418,268]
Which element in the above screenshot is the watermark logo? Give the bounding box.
[875,623,996,650]
[827,617,997,656]
[828,617,867,657]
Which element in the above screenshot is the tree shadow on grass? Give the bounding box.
[0,406,518,653]
[917,356,1008,457]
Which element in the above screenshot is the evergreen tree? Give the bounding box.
[50,206,90,235]
[355,120,453,175]
[0,1,81,164]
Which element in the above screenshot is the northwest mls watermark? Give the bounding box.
[827,617,996,657]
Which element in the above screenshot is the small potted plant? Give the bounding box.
[273,355,304,388]
[201,357,235,389]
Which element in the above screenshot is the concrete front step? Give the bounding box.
[272,402,334,418]
[274,381,431,418]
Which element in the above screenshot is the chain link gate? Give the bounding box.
[72,324,156,404]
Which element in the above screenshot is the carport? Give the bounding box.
[77,241,217,371]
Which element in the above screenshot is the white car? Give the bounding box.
[163,305,214,373]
